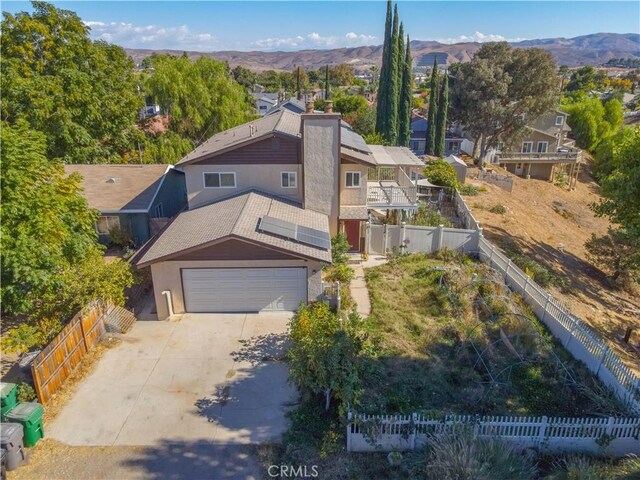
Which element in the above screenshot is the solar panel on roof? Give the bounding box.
[259,216,297,240]
[297,225,331,250]
[258,216,330,251]
[341,124,371,153]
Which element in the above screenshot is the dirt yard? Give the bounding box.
[464,163,640,375]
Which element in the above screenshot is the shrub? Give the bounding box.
[108,225,133,248]
[585,228,640,290]
[414,428,537,480]
[331,233,351,265]
[324,265,355,284]
[17,383,36,402]
[411,205,452,227]
[423,160,460,189]
[489,204,507,214]
[0,324,40,354]
[458,184,479,196]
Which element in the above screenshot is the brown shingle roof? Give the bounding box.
[176,110,302,166]
[64,164,173,212]
[135,190,331,266]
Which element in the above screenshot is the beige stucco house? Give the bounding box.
[134,103,423,318]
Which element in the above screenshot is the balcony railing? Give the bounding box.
[495,149,582,163]
[367,185,417,207]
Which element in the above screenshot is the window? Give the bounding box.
[345,171,361,188]
[204,172,236,188]
[281,172,297,188]
[96,216,119,235]
[497,142,505,151]
[154,203,164,218]
[555,115,564,126]
[536,142,548,153]
[521,142,533,153]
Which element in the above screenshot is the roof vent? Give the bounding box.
[106,177,116,183]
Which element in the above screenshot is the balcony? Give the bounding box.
[367,167,418,208]
[495,147,582,164]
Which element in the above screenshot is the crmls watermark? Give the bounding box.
[267,464,319,478]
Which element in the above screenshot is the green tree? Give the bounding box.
[145,55,252,142]
[425,58,439,155]
[330,64,355,86]
[395,23,405,140]
[348,106,377,137]
[397,36,413,147]
[585,229,640,289]
[434,73,449,157]
[334,95,368,115]
[375,0,393,135]
[1,2,143,163]
[385,5,400,144]
[288,303,363,411]
[592,126,636,180]
[449,42,558,165]
[231,65,257,89]
[562,95,623,151]
[423,160,459,189]
[565,65,597,93]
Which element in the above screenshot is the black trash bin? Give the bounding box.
[0,423,27,471]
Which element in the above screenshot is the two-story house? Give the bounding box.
[134,102,422,318]
[485,110,583,187]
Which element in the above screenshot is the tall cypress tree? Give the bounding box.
[325,64,330,100]
[398,36,412,147]
[385,5,400,144]
[434,72,449,157]
[395,23,405,142]
[425,57,439,155]
[375,0,393,135]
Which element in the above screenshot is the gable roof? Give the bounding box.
[369,145,424,167]
[134,190,331,267]
[176,109,302,166]
[64,164,176,213]
[266,97,307,115]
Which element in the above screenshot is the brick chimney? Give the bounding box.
[306,101,314,113]
[324,100,333,113]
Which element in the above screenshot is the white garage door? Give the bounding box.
[182,268,307,313]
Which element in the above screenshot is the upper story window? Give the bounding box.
[96,216,119,235]
[521,142,533,153]
[204,172,236,188]
[345,171,361,188]
[536,142,549,153]
[281,172,297,188]
[555,115,564,126]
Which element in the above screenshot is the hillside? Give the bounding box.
[465,164,640,375]
[125,32,640,70]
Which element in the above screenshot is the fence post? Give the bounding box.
[475,227,483,253]
[78,313,90,354]
[538,416,548,444]
[436,224,444,251]
[365,221,371,256]
[504,259,512,284]
[383,223,389,253]
[401,222,406,254]
[596,346,610,376]
[523,275,530,294]
[347,412,352,452]
[336,281,341,312]
[411,412,417,450]
[489,244,496,264]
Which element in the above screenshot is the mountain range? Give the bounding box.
[125,32,640,71]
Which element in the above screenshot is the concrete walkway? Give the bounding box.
[350,264,371,317]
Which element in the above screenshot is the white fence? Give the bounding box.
[368,224,480,255]
[477,237,640,414]
[453,190,481,230]
[475,170,514,192]
[347,413,640,456]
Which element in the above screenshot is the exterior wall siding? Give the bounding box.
[191,136,300,165]
[184,163,303,209]
[339,163,368,206]
[149,169,187,219]
[150,259,324,320]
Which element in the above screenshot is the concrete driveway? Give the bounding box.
[48,313,297,447]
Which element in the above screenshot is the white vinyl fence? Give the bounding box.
[453,190,481,230]
[347,413,640,456]
[367,224,481,255]
[477,237,640,413]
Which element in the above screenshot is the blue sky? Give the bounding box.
[3,1,639,51]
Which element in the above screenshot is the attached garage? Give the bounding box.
[182,267,307,313]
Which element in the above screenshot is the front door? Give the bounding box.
[344,221,361,251]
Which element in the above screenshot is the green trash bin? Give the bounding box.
[5,402,44,447]
[0,384,17,422]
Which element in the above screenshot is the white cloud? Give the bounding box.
[253,32,377,50]
[84,21,218,51]
[435,31,527,44]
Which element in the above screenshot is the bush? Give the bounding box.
[17,383,36,402]
[459,184,480,196]
[585,228,640,290]
[414,428,537,480]
[331,233,351,265]
[489,204,507,214]
[423,160,460,189]
[324,264,355,284]
[0,324,40,354]
[108,225,133,248]
[411,205,452,227]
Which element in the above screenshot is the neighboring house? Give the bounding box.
[444,131,465,157]
[266,97,307,115]
[253,93,279,116]
[134,105,423,318]
[409,111,428,154]
[301,88,325,104]
[64,164,187,246]
[415,52,449,71]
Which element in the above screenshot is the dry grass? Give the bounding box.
[42,334,121,425]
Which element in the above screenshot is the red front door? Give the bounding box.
[344,221,361,251]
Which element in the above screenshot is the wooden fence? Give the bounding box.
[31,302,108,404]
[347,413,640,456]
